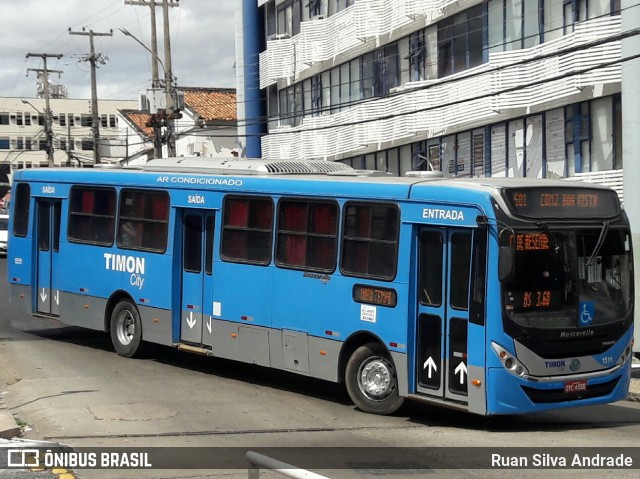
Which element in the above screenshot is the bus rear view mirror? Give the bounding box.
[499,245,515,283]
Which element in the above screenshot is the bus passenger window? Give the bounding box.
[341,202,399,280]
[276,200,338,272]
[13,183,30,237]
[68,187,116,246]
[221,196,273,265]
[117,190,169,253]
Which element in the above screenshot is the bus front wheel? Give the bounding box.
[345,343,404,415]
[110,300,143,358]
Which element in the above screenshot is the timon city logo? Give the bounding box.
[103,253,146,289]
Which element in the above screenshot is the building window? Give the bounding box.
[277,0,302,37]
[0,113,9,125]
[360,45,399,99]
[16,114,23,126]
[565,102,590,174]
[613,94,622,169]
[110,115,117,127]
[117,189,169,253]
[438,5,485,77]
[471,131,485,177]
[59,114,66,127]
[407,31,427,81]
[564,0,587,34]
[310,75,323,116]
[279,85,303,127]
[308,0,321,17]
[276,200,338,272]
[438,5,486,77]
[221,196,274,265]
[68,114,75,126]
[16,138,24,150]
[80,114,92,127]
[341,202,399,280]
[0,138,9,150]
[68,187,117,246]
[39,139,48,151]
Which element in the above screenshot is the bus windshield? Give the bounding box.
[503,227,632,329]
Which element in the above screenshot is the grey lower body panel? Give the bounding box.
[9,284,32,314]
[26,290,411,390]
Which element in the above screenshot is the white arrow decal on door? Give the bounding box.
[40,288,47,303]
[455,362,468,384]
[206,317,212,335]
[186,311,197,329]
[423,356,437,378]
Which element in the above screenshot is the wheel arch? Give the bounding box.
[104,290,137,332]
[338,331,389,384]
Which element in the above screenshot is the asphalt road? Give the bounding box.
[2,257,640,479]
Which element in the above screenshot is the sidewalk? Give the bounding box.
[0,393,20,439]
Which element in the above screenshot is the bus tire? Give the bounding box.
[110,300,143,358]
[345,342,404,415]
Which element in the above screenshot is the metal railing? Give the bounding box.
[246,451,331,479]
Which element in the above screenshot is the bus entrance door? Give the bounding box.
[35,199,62,316]
[180,210,216,348]
[415,228,471,404]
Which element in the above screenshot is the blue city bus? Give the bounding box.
[6,158,634,415]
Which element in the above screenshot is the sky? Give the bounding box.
[0,0,237,101]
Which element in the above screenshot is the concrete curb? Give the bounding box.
[0,393,20,439]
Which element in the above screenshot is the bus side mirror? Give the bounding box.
[499,246,515,283]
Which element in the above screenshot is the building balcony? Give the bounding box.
[261,16,622,161]
[259,0,480,89]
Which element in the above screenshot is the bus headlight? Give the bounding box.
[492,342,530,378]
[616,345,633,366]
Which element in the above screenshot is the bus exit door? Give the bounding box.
[180,210,216,347]
[415,227,473,403]
[35,199,61,315]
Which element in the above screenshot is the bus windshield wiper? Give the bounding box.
[586,221,610,266]
[536,222,570,275]
[536,222,560,254]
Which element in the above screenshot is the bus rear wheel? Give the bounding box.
[345,342,404,415]
[110,300,143,358]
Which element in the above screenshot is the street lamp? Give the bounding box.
[22,99,54,167]
[119,27,168,79]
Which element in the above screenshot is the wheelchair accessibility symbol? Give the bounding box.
[579,301,594,326]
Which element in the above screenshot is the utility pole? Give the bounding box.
[124,0,164,158]
[123,0,179,158]
[162,0,177,157]
[26,53,62,167]
[69,27,113,165]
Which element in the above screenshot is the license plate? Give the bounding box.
[564,380,588,393]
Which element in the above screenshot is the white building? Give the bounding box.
[0,97,137,172]
[118,87,238,165]
[242,0,623,184]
